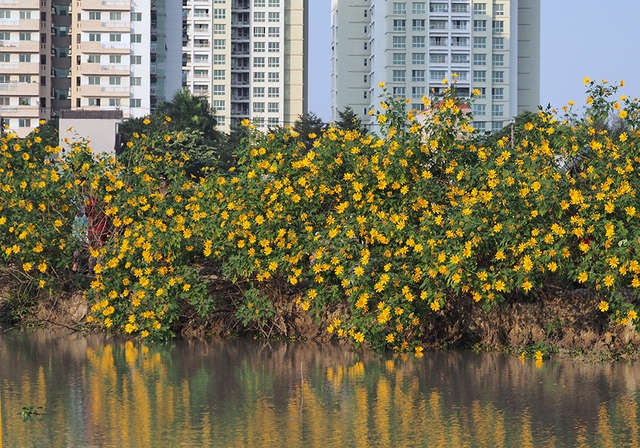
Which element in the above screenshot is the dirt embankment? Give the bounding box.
[2,286,639,360]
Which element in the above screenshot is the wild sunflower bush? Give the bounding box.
[2,79,640,350]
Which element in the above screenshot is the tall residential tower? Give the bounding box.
[331,0,540,132]
[182,0,308,131]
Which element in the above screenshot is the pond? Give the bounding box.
[1,329,639,447]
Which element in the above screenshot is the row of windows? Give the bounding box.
[392,53,489,65]
[473,54,505,66]
[0,53,39,62]
[253,27,280,38]
[474,121,506,132]
[387,69,505,83]
[253,87,280,97]
[472,104,505,116]
[472,20,505,32]
[252,117,280,126]
[0,11,39,19]
[86,76,138,86]
[0,32,38,41]
[392,19,504,32]
[473,3,505,15]
[87,33,143,43]
[78,98,133,107]
[253,72,280,82]
[393,2,472,14]
[253,12,280,22]
[472,70,504,83]
[87,12,141,21]
[0,75,34,83]
[252,102,280,113]
[192,41,281,54]
[253,0,281,7]
[253,57,280,67]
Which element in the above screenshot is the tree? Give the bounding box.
[292,112,327,148]
[335,106,367,134]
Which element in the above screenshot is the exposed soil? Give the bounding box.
[2,283,640,361]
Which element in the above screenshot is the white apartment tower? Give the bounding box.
[71,0,182,119]
[331,0,540,132]
[182,0,308,131]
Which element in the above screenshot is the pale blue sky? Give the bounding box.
[308,0,640,121]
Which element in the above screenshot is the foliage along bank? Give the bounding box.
[2,79,640,353]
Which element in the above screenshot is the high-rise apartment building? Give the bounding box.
[0,0,182,137]
[331,0,540,132]
[182,0,308,131]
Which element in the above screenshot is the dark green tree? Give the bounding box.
[292,112,327,148]
[335,106,367,134]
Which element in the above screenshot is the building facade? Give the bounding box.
[0,0,182,137]
[182,0,308,131]
[331,0,540,132]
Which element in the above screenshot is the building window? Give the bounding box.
[451,54,469,64]
[253,117,264,126]
[268,57,279,67]
[213,9,226,19]
[268,12,280,22]
[89,12,101,20]
[254,12,265,22]
[412,53,425,65]
[412,36,425,48]
[268,0,280,6]
[109,77,121,85]
[475,121,486,132]
[19,75,31,83]
[213,85,225,95]
[472,104,486,116]
[213,39,225,50]
[253,27,265,37]
[0,33,10,40]
[19,54,31,62]
[452,3,468,13]
[412,86,425,99]
[392,36,406,48]
[109,55,121,63]
[492,87,504,100]
[21,11,33,19]
[87,54,100,63]
[253,102,265,113]
[253,87,265,97]
[412,19,426,31]
[19,32,32,41]
[476,87,486,98]
[430,70,446,81]
[492,54,504,66]
[214,24,225,34]
[18,97,30,105]
[452,20,467,30]
[392,87,406,98]
[473,70,486,82]
[392,2,406,14]
[451,37,469,47]
[474,20,486,31]
[131,12,142,21]
[492,121,503,132]
[213,69,225,80]
[430,53,446,64]
[493,4,505,15]
[268,87,279,98]
[131,77,141,86]
[474,3,486,14]
[268,102,279,113]
[412,70,425,82]
[267,27,279,38]
[473,37,486,48]
[89,33,100,42]
[254,42,265,53]
[88,76,100,85]
[109,34,122,42]
[392,53,405,65]
[493,37,504,50]
[110,12,122,20]
[254,72,265,82]
[393,20,406,31]
[392,70,405,82]
[213,100,225,111]
[254,0,265,7]
[131,98,142,107]
[268,117,279,126]
[194,69,208,78]
[88,98,100,106]
[268,72,279,82]
[492,71,504,83]
[412,2,426,14]
[430,3,448,13]
[493,20,504,33]
[429,20,446,30]
[213,54,225,64]
[18,119,31,128]
[109,98,121,106]
[474,54,486,66]
[268,42,279,52]
[0,54,9,62]
[132,55,142,64]
[254,57,265,67]
[430,36,447,47]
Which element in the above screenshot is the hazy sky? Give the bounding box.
[307,0,640,122]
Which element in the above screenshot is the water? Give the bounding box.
[1,330,639,447]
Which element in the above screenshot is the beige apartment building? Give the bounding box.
[182,0,308,131]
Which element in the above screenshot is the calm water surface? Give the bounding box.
[1,329,640,447]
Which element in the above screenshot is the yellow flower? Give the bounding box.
[583,77,591,85]
[143,118,151,125]
[353,332,365,343]
[577,271,588,283]
[603,275,614,288]
[598,301,609,312]
[378,82,386,88]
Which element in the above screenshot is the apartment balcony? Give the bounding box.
[232,0,250,11]
[80,21,131,33]
[76,85,129,97]
[0,82,39,96]
[0,62,39,75]
[0,0,39,7]
[0,18,39,31]
[99,64,130,75]
[81,0,130,10]
[0,40,38,52]
[80,41,130,54]
[0,105,39,118]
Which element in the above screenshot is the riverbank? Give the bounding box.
[2,284,639,362]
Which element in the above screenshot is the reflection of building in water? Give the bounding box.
[332,0,541,133]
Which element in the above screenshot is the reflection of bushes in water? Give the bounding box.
[4,80,640,351]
